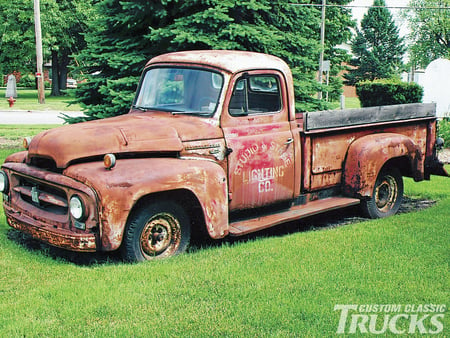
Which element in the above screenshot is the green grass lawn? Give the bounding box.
[327,96,361,110]
[0,88,81,111]
[344,96,361,109]
[0,126,448,337]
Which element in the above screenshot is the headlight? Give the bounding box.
[0,170,9,193]
[69,195,86,221]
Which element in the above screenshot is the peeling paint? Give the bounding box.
[1,51,445,259]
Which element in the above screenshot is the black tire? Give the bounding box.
[361,167,403,219]
[121,200,191,262]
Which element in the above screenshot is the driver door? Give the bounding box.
[222,71,295,211]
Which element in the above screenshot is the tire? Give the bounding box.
[121,200,191,262]
[361,167,403,219]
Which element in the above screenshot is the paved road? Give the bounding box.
[0,110,85,124]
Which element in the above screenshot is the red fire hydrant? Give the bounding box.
[7,96,16,108]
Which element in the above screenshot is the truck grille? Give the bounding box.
[13,177,68,215]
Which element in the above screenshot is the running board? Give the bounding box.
[228,197,360,236]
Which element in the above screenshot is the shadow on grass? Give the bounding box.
[6,197,435,266]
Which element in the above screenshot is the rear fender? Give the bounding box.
[343,133,423,198]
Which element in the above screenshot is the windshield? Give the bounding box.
[134,67,224,116]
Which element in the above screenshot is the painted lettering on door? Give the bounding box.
[242,166,285,193]
[233,141,293,195]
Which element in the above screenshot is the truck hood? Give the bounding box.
[27,112,222,168]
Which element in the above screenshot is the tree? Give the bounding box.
[0,0,95,95]
[345,0,406,85]
[71,0,354,122]
[44,0,97,96]
[0,0,36,76]
[405,0,450,69]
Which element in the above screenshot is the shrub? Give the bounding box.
[438,118,450,148]
[18,74,36,88]
[356,79,423,107]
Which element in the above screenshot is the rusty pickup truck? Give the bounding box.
[1,50,447,261]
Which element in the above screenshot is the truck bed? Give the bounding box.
[297,103,437,192]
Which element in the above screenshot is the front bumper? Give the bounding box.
[5,203,97,252]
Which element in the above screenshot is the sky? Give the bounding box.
[349,0,410,36]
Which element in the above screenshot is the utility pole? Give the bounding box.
[318,0,326,100]
[34,0,45,104]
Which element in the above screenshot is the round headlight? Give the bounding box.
[0,171,9,193]
[69,195,85,221]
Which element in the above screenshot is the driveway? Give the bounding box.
[0,110,85,124]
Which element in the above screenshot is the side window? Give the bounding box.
[229,75,282,116]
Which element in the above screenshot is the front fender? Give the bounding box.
[343,133,423,198]
[64,158,228,251]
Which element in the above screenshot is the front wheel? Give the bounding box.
[361,167,403,219]
[121,201,191,262]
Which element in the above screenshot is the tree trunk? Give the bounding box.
[58,52,70,91]
[51,50,61,96]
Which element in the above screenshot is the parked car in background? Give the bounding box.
[66,79,77,88]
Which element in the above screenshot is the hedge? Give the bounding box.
[356,79,423,107]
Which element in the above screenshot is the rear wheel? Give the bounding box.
[121,200,191,262]
[361,167,403,219]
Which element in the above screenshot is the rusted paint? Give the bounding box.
[26,113,224,169]
[221,69,295,210]
[342,133,422,198]
[63,157,228,250]
[13,186,68,207]
[5,207,97,251]
[1,50,445,258]
[229,196,360,236]
[303,122,433,191]
[2,161,99,251]
[5,151,27,164]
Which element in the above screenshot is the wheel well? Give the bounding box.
[382,156,412,178]
[126,189,207,238]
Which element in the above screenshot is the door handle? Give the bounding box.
[285,138,294,145]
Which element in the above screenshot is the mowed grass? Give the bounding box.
[0,126,449,337]
[0,88,81,111]
[0,125,59,149]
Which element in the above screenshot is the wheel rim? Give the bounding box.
[140,212,181,259]
[374,174,398,212]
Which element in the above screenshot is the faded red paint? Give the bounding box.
[1,50,447,257]
[342,133,424,198]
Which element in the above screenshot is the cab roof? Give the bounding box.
[146,50,292,77]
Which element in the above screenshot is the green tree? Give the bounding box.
[44,0,97,96]
[345,0,406,85]
[0,0,95,95]
[0,0,36,76]
[72,0,354,122]
[405,0,450,69]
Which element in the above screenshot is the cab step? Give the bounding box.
[228,196,360,236]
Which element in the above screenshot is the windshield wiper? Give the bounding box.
[132,106,181,112]
[132,105,146,111]
[132,105,211,116]
[171,111,212,116]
